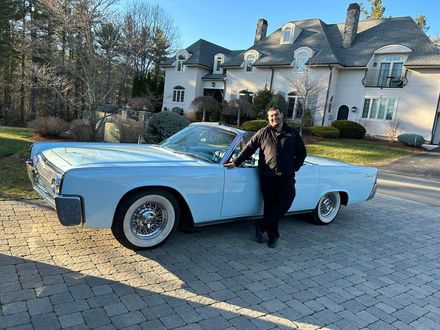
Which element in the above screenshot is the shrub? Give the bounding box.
[309,126,340,138]
[397,133,425,147]
[253,87,274,118]
[27,116,69,137]
[221,99,255,126]
[144,111,190,143]
[331,120,366,139]
[285,120,311,135]
[114,117,141,143]
[67,119,94,141]
[267,94,288,116]
[241,119,268,131]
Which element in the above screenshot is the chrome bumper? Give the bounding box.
[27,159,83,226]
[367,182,377,200]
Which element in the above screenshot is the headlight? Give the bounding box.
[51,176,62,194]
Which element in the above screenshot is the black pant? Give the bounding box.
[256,175,296,240]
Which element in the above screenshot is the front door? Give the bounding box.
[337,105,349,120]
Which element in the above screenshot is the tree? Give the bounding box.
[415,14,429,33]
[360,0,385,20]
[252,87,274,118]
[222,98,255,127]
[190,96,221,122]
[288,69,327,135]
[267,94,288,116]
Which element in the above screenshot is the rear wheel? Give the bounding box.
[112,190,179,250]
[312,192,341,225]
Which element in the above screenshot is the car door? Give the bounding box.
[289,162,319,212]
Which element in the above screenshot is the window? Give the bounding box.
[173,86,185,103]
[176,54,186,72]
[377,55,404,87]
[287,92,305,119]
[294,51,309,72]
[214,56,223,73]
[362,97,396,120]
[282,27,292,44]
[245,54,255,72]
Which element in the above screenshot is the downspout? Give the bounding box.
[321,65,334,126]
[223,69,227,102]
[430,90,440,144]
[269,67,275,91]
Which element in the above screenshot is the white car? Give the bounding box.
[27,122,377,250]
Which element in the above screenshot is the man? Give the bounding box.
[224,107,307,248]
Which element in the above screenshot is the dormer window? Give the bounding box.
[293,47,314,72]
[282,27,292,44]
[177,54,186,72]
[280,23,301,44]
[245,54,255,72]
[214,55,224,73]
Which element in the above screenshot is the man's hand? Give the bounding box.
[223,162,236,169]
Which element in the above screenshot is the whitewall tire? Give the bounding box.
[312,192,341,225]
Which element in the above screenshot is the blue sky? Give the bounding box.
[147,0,440,51]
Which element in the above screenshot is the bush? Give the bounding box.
[67,119,94,141]
[397,133,425,147]
[331,120,366,139]
[253,88,274,118]
[221,99,255,125]
[309,126,340,138]
[144,111,190,143]
[114,117,141,143]
[267,94,288,116]
[27,116,69,137]
[190,96,221,122]
[241,119,268,131]
[285,120,311,135]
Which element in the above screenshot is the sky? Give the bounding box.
[144,0,440,51]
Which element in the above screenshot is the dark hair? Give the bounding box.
[267,106,281,113]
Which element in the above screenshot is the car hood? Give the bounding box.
[41,144,202,171]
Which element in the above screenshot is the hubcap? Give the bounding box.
[320,193,336,217]
[130,203,167,239]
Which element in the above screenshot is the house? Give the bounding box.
[162,3,440,144]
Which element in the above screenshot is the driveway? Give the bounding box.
[377,148,440,206]
[1,196,440,329]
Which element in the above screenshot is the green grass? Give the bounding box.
[0,126,39,200]
[307,138,417,165]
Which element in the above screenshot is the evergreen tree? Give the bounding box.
[415,14,429,33]
[360,0,385,20]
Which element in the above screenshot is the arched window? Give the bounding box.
[173,86,185,103]
[282,26,292,44]
[245,54,255,72]
[176,54,186,72]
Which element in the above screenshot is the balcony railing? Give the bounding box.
[362,69,408,88]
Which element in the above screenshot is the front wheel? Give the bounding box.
[312,192,341,225]
[112,190,179,250]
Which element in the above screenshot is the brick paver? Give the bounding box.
[0,194,439,329]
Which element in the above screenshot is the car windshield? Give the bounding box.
[160,125,238,164]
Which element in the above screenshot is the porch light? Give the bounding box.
[351,106,358,112]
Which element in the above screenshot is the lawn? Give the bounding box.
[306,138,417,165]
[0,126,418,201]
[0,126,39,200]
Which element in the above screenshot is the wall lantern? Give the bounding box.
[351,106,358,112]
[211,82,216,88]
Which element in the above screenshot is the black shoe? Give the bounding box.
[268,238,278,248]
[255,229,264,244]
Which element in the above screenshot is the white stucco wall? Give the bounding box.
[331,67,440,141]
[163,66,210,112]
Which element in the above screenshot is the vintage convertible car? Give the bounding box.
[27,122,377,250]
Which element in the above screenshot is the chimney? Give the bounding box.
[254,18,268,44]
[342,3,360,48]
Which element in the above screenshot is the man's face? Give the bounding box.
[267,109,283,128]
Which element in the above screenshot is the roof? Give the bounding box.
[163,16,440,70]
[162,39,243,69]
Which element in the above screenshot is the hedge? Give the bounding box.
[309,126,340,138]
[331,120,366,139]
